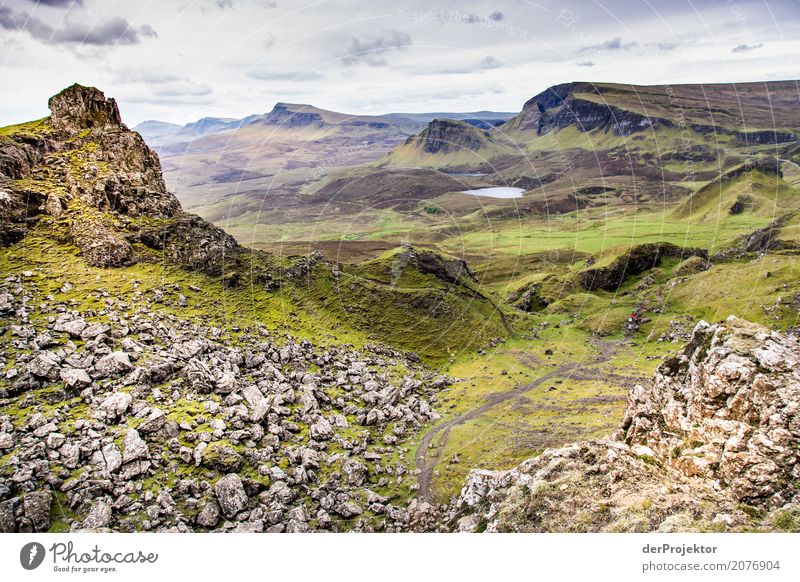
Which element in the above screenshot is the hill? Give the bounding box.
[380,118,517,170]
[2,83,799,534]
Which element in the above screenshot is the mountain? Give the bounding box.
[380,118,517,169]
[135,107,516,148]
[135,116,253,147]
[133,119,182,143]
[502,80,800,139]
[0,84,240,275]
[2,83,799,534]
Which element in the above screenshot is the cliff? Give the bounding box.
[0,84,243,276]
[445,317,800,532]
[509,82,672,137]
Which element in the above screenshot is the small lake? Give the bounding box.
[461,187,524,199]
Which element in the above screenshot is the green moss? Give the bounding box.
[770,508,800,532]
[0,117,52,138]
[49,491,81,533]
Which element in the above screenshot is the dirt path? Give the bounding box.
[415,338,624,503]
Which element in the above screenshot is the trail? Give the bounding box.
[415,338,623,504]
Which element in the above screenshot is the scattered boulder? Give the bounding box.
[214,474,248,518]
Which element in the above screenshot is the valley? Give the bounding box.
[1,80,799,533]
[139,79,800,509]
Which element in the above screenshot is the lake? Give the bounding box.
[461,187,524,199]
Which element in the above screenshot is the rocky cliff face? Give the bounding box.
[444,317,800,532]
[578,242,708,292]
[620,317,800,507]
[264,103,325,128]
[406,119,494,155]
[0,85,243,275]
[513,82,671,137]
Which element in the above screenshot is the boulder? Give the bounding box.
[214,474,248,518]
[121,429,149,464]
[94,351,132,378]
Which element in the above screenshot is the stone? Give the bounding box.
[214,474,248,518]
[620,318,800,507]
[80,323,110,340]
[82,500,113,529]
[23,491,52,532]
[59,443,80,468]
[201,441,243,472]
[138,408,166,433]
[342,460,368,486]
[91,443,122,473]
[121,429,149,464]
[118,460,150,480]
[60,367,92,388]
[0,433,14,450]
[46,432,66,449]
[310,417,333,440]
[94,351,132,378]
[60,319,87,338]
[98,392,132,420]
[196,500,221,527]
[26,353,59,379]
[334,501,363,518]
[193,442,207,467]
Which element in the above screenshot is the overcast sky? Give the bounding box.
[1,0,799,126]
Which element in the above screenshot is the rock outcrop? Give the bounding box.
[392,246,477,286]
[620,317,800,507]
[512,82,672,137]
[409,119,494,155]
[446,317,800,532]
[578,242,707,292]
[0,84,242,275]
[264,103,325,128]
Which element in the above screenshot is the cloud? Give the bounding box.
[657,41,678,51]
[248,70,326,81]
[113,70,211,98]
[0,7,157,46]
[489,11,504,22]
[26,0,83,6]
[54,17,157,45]
[204,0,276,11]
[152,81,212,97]
[480,56,502,69]
[114,70,184,84]
[580,36,634,52]
[732,42,763,53]
[340,30,412,67]
[577,61,595,67]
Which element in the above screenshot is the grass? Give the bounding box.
[431,372,630,503]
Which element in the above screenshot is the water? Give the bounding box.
[461,186,524,199]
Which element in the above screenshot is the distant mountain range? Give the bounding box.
[132,80,800,252]
[134,104,516,147]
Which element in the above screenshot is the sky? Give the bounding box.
[1,0,799,126]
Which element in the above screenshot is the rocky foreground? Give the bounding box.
[440,317,800,532]
[0,273,448,532]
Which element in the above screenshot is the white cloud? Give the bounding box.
[0,0,796,126]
